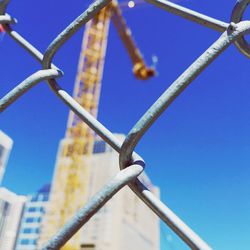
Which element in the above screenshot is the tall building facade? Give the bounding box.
[79,135,160,250]
[15,184,50,250]
[0,130,13,185]
[39,135,160,250]
[0,188,26,250]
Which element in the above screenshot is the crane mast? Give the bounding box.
[39,2,154,249]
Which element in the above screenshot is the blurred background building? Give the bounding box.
[39,136,160,250]
[0,130,13,185]
[80,136,160,250]
[0,133,160,250]
[0,188,26,250]
[15,184,50,250]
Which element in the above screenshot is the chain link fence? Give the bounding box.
[1,0,250,249]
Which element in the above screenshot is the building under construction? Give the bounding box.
[38,1,159,249]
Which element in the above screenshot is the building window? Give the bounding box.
[31,196,38,202]
[81,243,95,250]
[0,201,9,237]
[93,140,106,154]
[25,217,34,223]
[20,239,29,245]
[30,239,37,245]
[22,228,32,234]
[0,144,5,162]
[28,207,37,212]
[36,217,42,223]
[42,195,49,202]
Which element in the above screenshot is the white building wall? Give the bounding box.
[0,188,26,250]
[80,135,160,250]
[0,130,13,185]
[15,187,50,250]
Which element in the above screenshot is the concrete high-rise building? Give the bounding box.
[0,130,13,185]
[15,184,50,250]
[39,135,159,250]
[0,188,26,250]
[79,135,160,250]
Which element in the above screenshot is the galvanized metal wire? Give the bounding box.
[1,0,250,249]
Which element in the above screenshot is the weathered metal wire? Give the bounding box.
[42,163,145,249]
[0,14,16,24]
[0,70,62,112]
[1,0,249,249]
[146,0,229,32]
[119,20,250,250]
[47,79,212,249]
[42,0,113,70]
[231,0,250,58]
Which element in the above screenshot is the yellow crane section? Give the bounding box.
[38,2,155,249]
[111,1,155,80]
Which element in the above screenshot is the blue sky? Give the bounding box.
[1,0,250,249]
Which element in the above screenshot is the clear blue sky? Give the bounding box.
[1,0,250,249]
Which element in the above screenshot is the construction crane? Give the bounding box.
[38,1,155,249]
